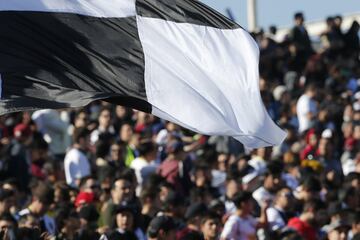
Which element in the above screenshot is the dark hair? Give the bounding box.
[0,212,17,227]
[29,136,48,150]
[200,212,220,225]
[303,199,323,212]
[140,187,159,204]
[32,183,54,205]
[72,127,90,144]
[232,191,253,208]
[294,12,303,20]
[137,140,156,156]
[111,176,131,190]
[95,140,110,158]
[78,176,96,190]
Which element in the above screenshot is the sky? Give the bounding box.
[202,0,360,30]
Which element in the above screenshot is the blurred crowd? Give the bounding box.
[0,11,359,240]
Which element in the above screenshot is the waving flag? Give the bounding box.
[0,0,286,148]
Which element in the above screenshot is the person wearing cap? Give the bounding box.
[220,191,268,240]
[147,215,177,240]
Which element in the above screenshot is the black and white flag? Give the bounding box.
[0,0,286,148]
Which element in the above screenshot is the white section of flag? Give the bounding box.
[0,0,136,18]
[137,16,287,148]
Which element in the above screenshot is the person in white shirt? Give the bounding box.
[32,109,70,159]
[130,140,158,195]
[90,107,116,144]
[296,84,318,133]
[64,127,91,188]
[220,191,268,240]
[266,187,294,231]
[253,162,283,207]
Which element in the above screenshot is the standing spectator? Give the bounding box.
[157,138,191,196]
[266,187,294,231]
[64,127,91,188]
[90,107,116,145]
[130,140,158,195]
[101,176,135,228]
[296,84,318,133]
[287,199,322,240]
[6,124,32,192]
[32,109,70,161]
[252,162,283,207]
[220,191,268,240]
[17,183,55,235]
[288,12,314,72]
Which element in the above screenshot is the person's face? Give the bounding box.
[264,174,281,192]
[116,211,133,231]
[159,186,170,203]
[110,144,126,162]
[85,179,100,196]
[226,180,240,199]
[194,169,210,187]
[201,219,220,240]
[120,124,133,142]
[116,106,127,119]
[277,189,293,209]
[296,16,304,25]
[75,112,88,128]
[112,180,132,203]
[242,199,254,215]
[217,154,228,171]
[99,109,111,128]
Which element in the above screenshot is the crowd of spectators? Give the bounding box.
[0,11,359,240]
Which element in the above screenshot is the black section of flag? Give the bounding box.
[0,12,151,113]
[136,0,239,29]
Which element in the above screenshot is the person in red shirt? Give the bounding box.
[287,199,322,240]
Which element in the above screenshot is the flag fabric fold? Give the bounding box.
[0,0,286,148]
